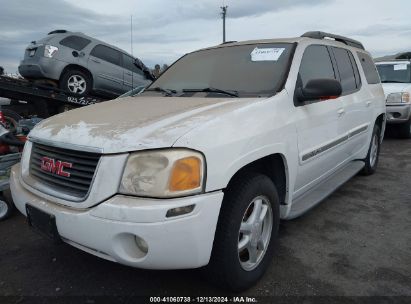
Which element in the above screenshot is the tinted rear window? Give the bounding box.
[357,52,380,84]
[59,35,91,51]
[332,47,359,94]
[90,45,121,66]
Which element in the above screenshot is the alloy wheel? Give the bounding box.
[0,200,8,219]
[238,195,273,271]
[369,133,379,167]
[67,75,87,94]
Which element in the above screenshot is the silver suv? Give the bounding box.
[19,30,153,97]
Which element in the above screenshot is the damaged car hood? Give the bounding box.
[29,96,255,153]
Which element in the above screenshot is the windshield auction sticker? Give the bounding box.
[251,47,285,61]
[394,64,408,71]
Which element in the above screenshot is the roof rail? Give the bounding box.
[301,31,365,50]
[48,30,68,35]
[221,40,237,45]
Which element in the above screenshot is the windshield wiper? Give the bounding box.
[145,87,177,96]
[183,87,239,97]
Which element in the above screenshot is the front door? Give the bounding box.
[293,44,347,197]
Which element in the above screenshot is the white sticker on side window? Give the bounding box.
[251,47,285,62]
[394,64,408,71]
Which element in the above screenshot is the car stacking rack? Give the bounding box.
[0,75,106,117]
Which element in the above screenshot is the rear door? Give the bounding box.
[87,44,125,94]
[293,45,347,196]
[122,54,148,91]
[331,47,371,158]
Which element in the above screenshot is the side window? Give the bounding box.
[348,51,361,88]
[59,36,91,51]
[298,45,336,88]
[122,54,143,75]
[357,52,381,84]
[90,45,121,66]
[332,47,358,94]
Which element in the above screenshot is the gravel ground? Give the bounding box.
[0,133,410,302]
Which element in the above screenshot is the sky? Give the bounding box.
[1,0,411,73]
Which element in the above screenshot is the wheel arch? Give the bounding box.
[375,112,386,142]
[223,153,289,206]
[60,64,93,86]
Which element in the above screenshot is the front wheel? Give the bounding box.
[0,195,13,221]
[206,173,280,291]
[361,124,381,175]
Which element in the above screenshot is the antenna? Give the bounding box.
[131,15,134,89]
[220,5,228,43]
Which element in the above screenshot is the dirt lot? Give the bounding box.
[0,133,410,301]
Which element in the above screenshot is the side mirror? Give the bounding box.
[296,78,342,102]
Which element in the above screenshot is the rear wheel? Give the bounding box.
[206,173,280,291]
[60,69,91,96]
[361,124,381,175]
[397,118,411,139]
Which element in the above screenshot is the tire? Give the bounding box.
[60,69,92,96]
[397,118,411,139]
[361,124,381,176]
[0,194,13,221]
[205,173,280,291]
[1,109,22,133]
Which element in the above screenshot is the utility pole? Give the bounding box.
[130,15,134,89]
[221,5,228,43]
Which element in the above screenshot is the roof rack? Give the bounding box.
[301,31,365,50]
[48,30,68,35]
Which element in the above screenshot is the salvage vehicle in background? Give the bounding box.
[376,57,411,138]
[19,30,153,97]
[10,32,385,291]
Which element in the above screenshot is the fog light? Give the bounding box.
[135,236,148,254]
[166,204,195,217]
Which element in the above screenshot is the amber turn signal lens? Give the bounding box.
[169,157,202,192]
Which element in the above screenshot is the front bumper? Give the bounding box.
[10,164,223,269]
[386,104,411,124]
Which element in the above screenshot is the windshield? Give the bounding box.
[376,63,411,83]
[146,43,295,97]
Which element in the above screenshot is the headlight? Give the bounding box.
[44,45,59,58]
[386,92,410,103]
[119,149,205,198]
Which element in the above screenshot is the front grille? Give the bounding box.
[29,143,101,199]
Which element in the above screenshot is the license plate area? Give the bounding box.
[26,204,61,243]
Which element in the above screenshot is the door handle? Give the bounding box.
[366,100,372,107]
[337,108,345,116]
[125,72,132,76]
[91,58,101,64]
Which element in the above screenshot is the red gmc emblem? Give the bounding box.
[40,157,73,177]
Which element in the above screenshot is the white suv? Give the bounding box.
[10,31,385,290]
[376,57,411,138]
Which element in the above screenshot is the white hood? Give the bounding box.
[29,96,255,153]
[381,83,411,98]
